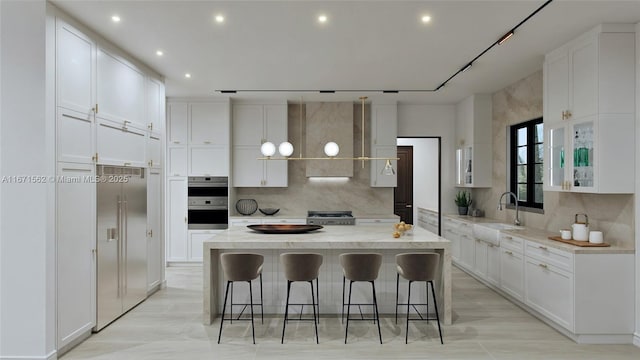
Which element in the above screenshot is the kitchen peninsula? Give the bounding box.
[202,225,452,325]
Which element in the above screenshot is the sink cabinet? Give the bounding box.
[543,24,635,193]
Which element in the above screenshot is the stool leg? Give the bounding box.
[372,281,382,344]
[217,280,231,344]
[395,273,399,324]
[249,280,255,344]
[345,280,353,344]
[406,280,412,344]
[341,276,345,324]
[281,280,291,344]
[230,282,234,324]
[260,273,264,324]
[316,277,320,324]
[426,280,429,323]
[310,281,319,344]
[429,281,444,345]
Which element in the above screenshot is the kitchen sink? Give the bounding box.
[472,223,523,245]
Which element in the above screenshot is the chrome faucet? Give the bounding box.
[497,192,521,226]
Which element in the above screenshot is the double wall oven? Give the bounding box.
[188,176,228,229]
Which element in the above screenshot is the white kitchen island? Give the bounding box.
[202,224,451,325]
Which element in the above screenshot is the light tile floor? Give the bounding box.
[62,266,640,359]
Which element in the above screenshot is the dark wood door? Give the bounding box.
[394,146,413,224]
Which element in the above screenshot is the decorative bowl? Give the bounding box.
[259,208,280,216]
[247,224,323,234]
[235,199,258,216]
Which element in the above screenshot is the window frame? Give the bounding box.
[509,117,544,209]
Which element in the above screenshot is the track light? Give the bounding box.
[498,31,514,45]
[461,63,472,73]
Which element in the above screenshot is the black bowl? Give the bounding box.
[259,208,280,216]
[236,199,258,216]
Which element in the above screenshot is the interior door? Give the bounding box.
[394,146,413,223]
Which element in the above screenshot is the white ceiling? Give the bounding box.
[50,0,640,104]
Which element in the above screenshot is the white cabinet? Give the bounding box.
[473,239,488,278]
[543,24,635,193]
[96,119,146,167]
[261,218,306,225]
[168,102,188,145]
[458,231,475,271]
[500,246,524,301]
[232,103,288,187]
[167,178,188,262]
[97,47,146,129]
[443,217,472,266]
[486,242,501,287]
[189,103,229,145]
[189,145,229,176]
[167,147,187,177]
[57,108,95,164]
[370,103,397,187]
[147,132,162,169]
[189,230,222,262]
[229,217,305,226]
[56,20,95,115]
[146,78,163,133]
[56,162,96,348]
[454,94,492,188]
[147,168,163,291]
[228,217,263,227]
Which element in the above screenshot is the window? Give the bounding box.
[509,118,543,209]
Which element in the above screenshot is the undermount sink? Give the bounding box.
[472,223,523,245]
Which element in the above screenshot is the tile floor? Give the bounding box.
[61,266,640,359]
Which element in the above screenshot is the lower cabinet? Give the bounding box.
[524,256,574,330]
[147,168,163,291]
[473,239,488,278]
[458,233,475,270]
[56,162,96,348]
[499,247,524,301]
[486,243,501,287]
[189,230,222,262]
[167,177,188,262]
[229,217,306,226]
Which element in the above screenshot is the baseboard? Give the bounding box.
[0,349,56,360]
[166,261,202,267]
[633,332,640,347]
[57,328,93,357]
[574,334,634,344]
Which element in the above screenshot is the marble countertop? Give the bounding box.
[229,213,399,220]
[443,214,634,255]
[203,224,449,250]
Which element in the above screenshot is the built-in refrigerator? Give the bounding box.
[95,165,147,331]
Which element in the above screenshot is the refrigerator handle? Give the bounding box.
[123,197,128,296]
[117,197,122,298]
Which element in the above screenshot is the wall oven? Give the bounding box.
[188,176,228,229]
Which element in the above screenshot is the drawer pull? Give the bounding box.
[476,239,480,243]
[505,236,513,240]
[488,243,494,248]
[538,263,548,269]
[538,246,548,250]
[505,250,513,255]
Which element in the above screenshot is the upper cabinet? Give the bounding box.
[56,20,95,115]
[232,103,288,187]
[370,102,397,187]
[454,94,492,188]
[166,100,231,177]
[543,24,635,193]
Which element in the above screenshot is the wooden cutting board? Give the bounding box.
[547,236,610,247]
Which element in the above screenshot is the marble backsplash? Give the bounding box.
[235,103,394,216]
[473,70,635,248]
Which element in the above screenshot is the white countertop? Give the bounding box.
[203,224,449,250]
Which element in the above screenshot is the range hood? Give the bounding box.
[305,102,354,177]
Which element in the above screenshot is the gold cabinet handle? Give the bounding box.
[505,236,512,240]
[505,250,513,255]
[538,263,548,269]
[538,246,547,250]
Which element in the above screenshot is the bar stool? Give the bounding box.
[280,253,323,344]
[339,253,383,344]
[395,252,443,344]
[217,253,264,344]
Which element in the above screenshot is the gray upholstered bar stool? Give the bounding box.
[395,252,443,344]
[339,252,383,344]
[280,252,323,344]
[217,253,264,344]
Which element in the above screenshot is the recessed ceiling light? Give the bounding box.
[156,50,164,56]
[421,15,431,24]
[215,14,224,23]
[185,73,191,78]
[111,15,121,23]
[318,15,328,23]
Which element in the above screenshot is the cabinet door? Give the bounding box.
[570,37,598,120]
[459,233,475,270]
[233,105,263,146]
[56,162,96,348]
[500,249,524,301]
[167,178,187,261]
[264,104,288,146]
[147,133,162,169]
[544,123,567,191]
[264,159,287,187]
[544,52,569,124]
[486,244,500,287]
[190,103,229,145]
[168,103,188,145]
[147,169,162,290]
[232,146,263,187]
[371,104,397,147]
[146,78,162,132]
[167,147,187,177]
[57,108,94,164]
[570,118,595,191]
[96,119,146,167]
[189,146,229,176]
[474,239,488,278]
[56,20,94,115]
[525,258,574,330]
[370,146,397,187]
[97,48,145,128]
